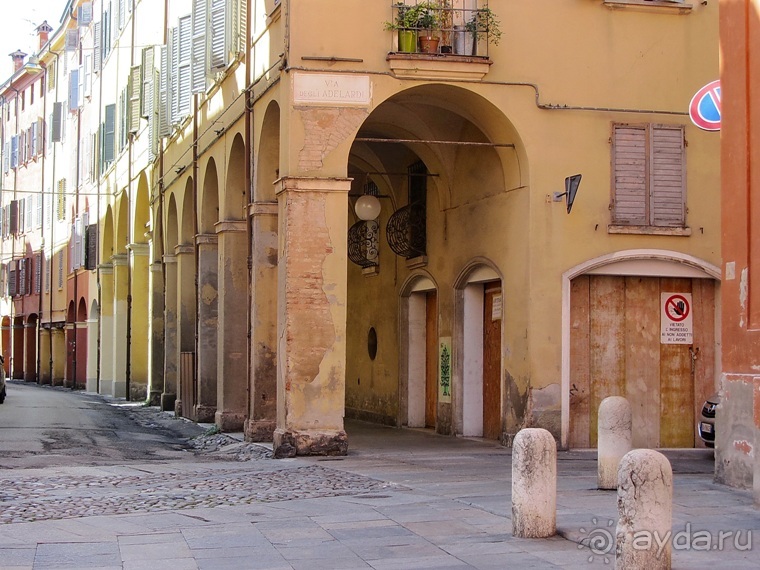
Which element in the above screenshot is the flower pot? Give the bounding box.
[453,25,477,55]
[398,30,418,53]
[419,35,440,54]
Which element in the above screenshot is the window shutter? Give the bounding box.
[119,0,126,29]
[47,59,56,90]
[210,0,226,71]
[103,4,111,59]
[74,217,83,270]
[69,69,80,111]
[30,122,37,156]
[34,253,42,294]
[8,262,16,297]
[66,29,79,52]
[103,103,116,163]
[25,198,32,233]
[45,251,51,292]
[57,179,66,221]
[129,65,141,133]
[149,68,159,160]
[18,259,27,295]
[650,125,685,227]
[58,250,64,288]
[37,118,45,156]
[141,47,154,118]
[93,21,101,71]
[79,2,93,25]
[36,193,42,228]
[52,102,63,142]
[159,39,172,136]
[192,0,208,93]
[3,142,8,173]
[84,55,92,98]
[11,135,18,168]
[176,16,192,120]
[612,124,647,225]
[9,201,18,234]
[85,224,98,270]
[233,0,247,59]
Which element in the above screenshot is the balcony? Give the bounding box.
[385,1,498,80]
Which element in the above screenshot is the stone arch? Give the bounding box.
[201,158,220,233]
[223,134,247,219]
[255,100,280,203]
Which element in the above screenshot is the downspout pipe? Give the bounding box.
[244,0,253,425]
[125,0,137,400]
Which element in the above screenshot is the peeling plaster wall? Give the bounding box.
[715,376,756,490]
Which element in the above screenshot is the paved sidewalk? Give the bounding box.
[0,414,758,569]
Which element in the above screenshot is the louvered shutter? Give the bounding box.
[210,0,226,71]
[612,124,647,225]
[149,68,159,160]
[176,16,192,120]
[79,2,93,25]
[25,198,32,233]
[9,201,18,234]
[232,0,247,58]
[37,118,45,156]
[11,135,18,168]
[85,224,98,270]
[18,259,26,295]
[119,0,126,29]
[103,103,116,163]
[66,29,79,51]
[52,102,63,142]
[192,0,208,93]
[650,125,685,227]
[30,122,37,156]
[141,47,154,117]
[36,194,42,228]
[34,254,42,294]
[93,21,101,71]
[3,142,9,173]
[159,38,172,136]
[47,59,56,90]
[129,65,141,133]
[8,262,16,296]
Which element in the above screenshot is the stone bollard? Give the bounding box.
[616,449,673,570]
[598,396,632,490]
[512,428,556,538]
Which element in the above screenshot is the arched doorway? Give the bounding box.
[76,298,88,388]
[24,314,38,382]
[344,84,525,439]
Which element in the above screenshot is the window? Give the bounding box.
[611,123,686,229]
[47,59,56,91]
[57,179,66,221]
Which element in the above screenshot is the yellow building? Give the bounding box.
[1,0,721,456]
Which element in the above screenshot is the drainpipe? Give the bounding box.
[244,0,253,422]
[72,108,80,390]
[49,52,59,382]
[125,0,137,400]
[37,66,48,384]
[192,94,199,409]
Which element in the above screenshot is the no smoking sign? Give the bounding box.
[661,293,693,344]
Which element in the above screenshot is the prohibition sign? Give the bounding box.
[689,80,721,131]
[665,294,690,322]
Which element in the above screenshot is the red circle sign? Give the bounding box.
[665,295,690,322]
[689,80,721,131]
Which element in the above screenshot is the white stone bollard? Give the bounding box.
[511,428,556,538]
[598,396,632,490]
[616,449,673,570]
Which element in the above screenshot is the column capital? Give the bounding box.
[150,262,163,273]
[127,242,150,256]
[112,254,128,267]
[195,233,219,246]
[162,254,177,265]
[175,244,194,256]
[249,201,278,217]
[274,176,352,196]
[98,263,114,275]
[215,220,246,234]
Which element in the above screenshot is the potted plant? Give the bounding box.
[457,6,502,56]
[384,3,423,53]
[416,2,441,53]
[438,0,454,54]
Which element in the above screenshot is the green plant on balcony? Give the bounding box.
[384,3,423,52]
[464,6,502,52]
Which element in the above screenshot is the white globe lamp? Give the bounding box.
[354,195,381,221]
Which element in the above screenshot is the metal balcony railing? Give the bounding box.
[385,1,501,58]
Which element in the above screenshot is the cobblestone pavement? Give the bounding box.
[0,464,399,525]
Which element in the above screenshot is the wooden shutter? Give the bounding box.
[52,102,63,142]
[11,135,18,167]
[94,21,102,71]
[141,47,154,118]
[192,0,208,93]
[612,124,647,225]
[18,259,27,295]
[159,39,172,136]
[233,0,247,57]
[103,103,116,163]
[9,201,18,234]
[79,2,93,25]
[8,262,16,296]
[85,224,98,270]
[66,29,79,52]
[176,16,192,119]
[34,254,42,294]
[210,0,226,71]
[3,142,8,173]
[47,59,56,90]
[129,65,141,133]
[650,125,685,227]
[37,118,45,156]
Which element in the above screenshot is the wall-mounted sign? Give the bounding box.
[689,80,721,131]
[661,292,693,344]
[492,294,503,321]
[293,73,372,106]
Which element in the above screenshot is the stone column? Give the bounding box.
[148,261,165,406]
[616,449,673,570]
[51,327,66,385]
[111,254,129,398]
[86,317,98,392]
[162,254,178,411]
[24,322,37,382]
[128,243,150,401]
[245,201,278,442]
[39,327,52,384]
[98,264,114,395]
[196,233,218,423]
[598,396,632,490]
[175,244,196,417]
[215,220,248,431]
[512,428,556,538]
[273,177,350,457]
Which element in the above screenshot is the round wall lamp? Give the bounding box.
[354,194,381,221]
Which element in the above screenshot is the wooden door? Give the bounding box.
[569,275,714,448]
[483,285,502,440]
[425,291,437,429]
